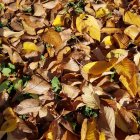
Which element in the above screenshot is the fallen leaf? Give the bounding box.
[53,15,65,26]
[113,33,129,49]
[96,7,109,18]
[64,59,79,72]
[34,3,45,17]
[123,11,140,27]
[125,134,140,140]
[81,118,99,140]
[82,61,112,76]
[124,25,140,40]
[99,132,106,140]
[22,20,36,35]
[119,74,138,97]
[23,75,51,95]
[62,84,80,99]
[0,27,24,38]
[23,42,39,53]
[1,107,18,132]
[61,130,79,140]
[76,14,101,41]
[98,106,116,140]
[14,99,40,115]
[82,84,100,109]
[114,58,137,80]
[116,105,138,133]
[42,28,62,50]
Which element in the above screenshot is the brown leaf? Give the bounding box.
[14,99,40,115]
[61,131,79,140]
[42,28,62,51]
[82,84,100,109]
[62,84,80,99]
[23,75,51,95]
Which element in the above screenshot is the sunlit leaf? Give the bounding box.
[114,58,137,80]
[119,74,138,97]
[23,42,39,52]
[82,61,112,76]
[99,132,106,140]
[53,15,64,26]
[76,14,101,41]
[124,25,140,40]
[123,11,140,27]
[81,118,99,140]
[96,7,109,18]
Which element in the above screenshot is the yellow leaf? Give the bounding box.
[81,119,99,140]
[53,15,64,26]
[1,107,18,132]
[3,107,16,121]
[124,25,140,40]
[102,36,113,46]
[123,11,140,27]
[23,42,39,52]
[96,7,109,18]
[1,119,17,132]
[99,132,106,140]
[114,58,137,80]
[106,49,128,64]
[119,74,138,97]
[86,119,99,140]
[76,14,101,41]
[47,132,54,140]
[82,61,112,76]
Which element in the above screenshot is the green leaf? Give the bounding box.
[54,26,62,32]
[2,68,11,76]
[0,3,5,10]
[8,63,15,70]
[0,81,10,93]
[13,79,23,90]
[51,77,61,93]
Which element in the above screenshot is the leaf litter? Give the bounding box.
[0,0,140,140]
